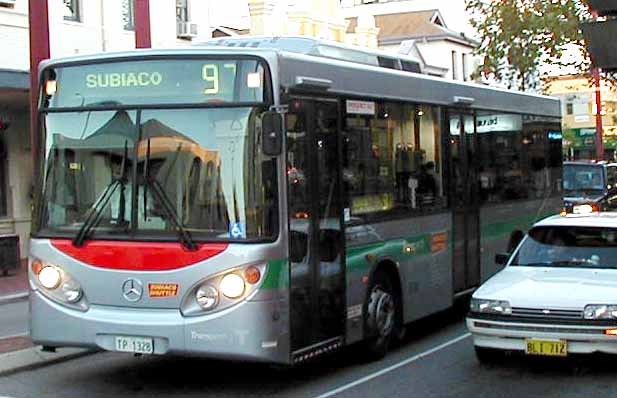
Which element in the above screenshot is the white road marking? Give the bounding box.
[314,333,471,398]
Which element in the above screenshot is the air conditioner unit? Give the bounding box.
[177,21,198,38]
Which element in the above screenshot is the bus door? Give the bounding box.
[448,112,481,293]
[286,98,346,358]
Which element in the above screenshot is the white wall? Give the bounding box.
[0,3,30,70]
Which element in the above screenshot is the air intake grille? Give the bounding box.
[511,307,583,320]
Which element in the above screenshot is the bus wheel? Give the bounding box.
[364,270,397,359]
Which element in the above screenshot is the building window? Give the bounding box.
[0,139,7,217]
[123,0,134,31]
[451,51,458,80]
[62,0,81,22]
[566,103,573,115]
[462,53,468,81]
[176,0,188,22]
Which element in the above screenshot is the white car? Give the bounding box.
[467,210,617,362]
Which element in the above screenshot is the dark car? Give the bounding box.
[563,161,617,210]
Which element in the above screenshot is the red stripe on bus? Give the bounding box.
[50,239,228,271]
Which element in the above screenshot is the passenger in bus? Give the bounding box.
[417,161,437,203]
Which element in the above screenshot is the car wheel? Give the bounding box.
[474,346,502,364]
[364,270,398,360]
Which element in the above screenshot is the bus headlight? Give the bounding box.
[38,266,62,289]
[181,262,267,317]
[220,273,245,299]
[196,285,219,310]
[61,279,83,303]
[30,259,88,311]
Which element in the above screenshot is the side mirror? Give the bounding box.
[495,253,510,266]
[262,111,283,156]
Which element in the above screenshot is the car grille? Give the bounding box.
[511,307,583,320]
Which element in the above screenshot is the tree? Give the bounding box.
[466,0,591,92]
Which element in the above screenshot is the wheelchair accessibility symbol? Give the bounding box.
[229,222,246,239]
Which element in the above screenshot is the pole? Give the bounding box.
[593,68,604,160]
[134,0,152,49]
[28,0,50,165]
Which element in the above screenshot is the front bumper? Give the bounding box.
[30,289,290,363]
[467,316,617,355]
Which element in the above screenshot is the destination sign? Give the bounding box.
[46,59,266,108]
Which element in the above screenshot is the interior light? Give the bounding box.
[247,72,262,88]
[45,80,57,96]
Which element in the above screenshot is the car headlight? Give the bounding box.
[584,304,617,319]
[182,263,266,316]
[30,259,88,311]
[470,298,512,315]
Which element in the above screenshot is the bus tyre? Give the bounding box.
[364,270,398,360]
[474,346,501,364]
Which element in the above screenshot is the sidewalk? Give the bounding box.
[0,259,28,304]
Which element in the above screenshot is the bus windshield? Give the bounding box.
[38,107,278,242]
[563,164,605,195]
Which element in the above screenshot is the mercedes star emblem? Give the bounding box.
[122,278,143,302]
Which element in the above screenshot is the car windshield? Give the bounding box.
[511,225,617,269]
[38,107,278,241]
[563,164,605,194]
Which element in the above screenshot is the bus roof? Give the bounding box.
[39,43,560,117]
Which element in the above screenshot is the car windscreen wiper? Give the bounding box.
[142,139,197,251]
[73,141,129,247]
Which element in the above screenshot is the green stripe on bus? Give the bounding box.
[262,258,289,289]
[346,233,433,272]
[480,211,554,241]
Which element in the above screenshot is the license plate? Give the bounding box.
[525,339,567,357]
[114,336,154,354]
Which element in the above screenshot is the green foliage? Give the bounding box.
[466,0,591,91]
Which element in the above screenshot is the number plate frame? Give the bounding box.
[114,336,154,354]
[525,339,567,357]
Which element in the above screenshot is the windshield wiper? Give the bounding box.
[73,141,129,247]
[142,140,197,251]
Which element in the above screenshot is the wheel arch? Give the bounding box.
[367,258,404,328]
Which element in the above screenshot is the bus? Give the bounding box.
[29,37,562,364]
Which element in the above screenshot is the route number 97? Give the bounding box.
[202,63,236,95]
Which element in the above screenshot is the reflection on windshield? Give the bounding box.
[40,107,277,241]
[511,226,617,269]
[563,165,605,193]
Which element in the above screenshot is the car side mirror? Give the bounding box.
[495,253,510,266]
[262,111,283,156]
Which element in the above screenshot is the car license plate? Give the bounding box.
[525,339,567,357]
[114,336,154,354]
